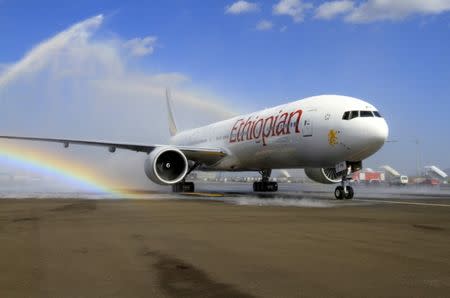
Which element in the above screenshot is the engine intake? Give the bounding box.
[304,168,342,184]
[144,147,188,185]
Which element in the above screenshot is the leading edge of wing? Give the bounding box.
[0,135,155,153]
[0,135,227,164]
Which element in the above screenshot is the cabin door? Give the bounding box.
[302,119,313,137]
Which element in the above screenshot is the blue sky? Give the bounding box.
[1,0,450,175]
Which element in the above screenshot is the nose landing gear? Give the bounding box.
[335,166,354,200]
[253,169,278,192]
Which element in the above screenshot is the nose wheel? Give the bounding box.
[335,165,354,200]
[335,186,354,200]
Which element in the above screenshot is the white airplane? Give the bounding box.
[0,92,388,199]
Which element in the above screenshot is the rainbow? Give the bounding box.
[0,141,126,197]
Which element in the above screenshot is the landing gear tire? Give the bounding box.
[253,169,278,192]
[172,162,199,193]
[335,186,344,200]
[344,186,354,200]
[172,182,195,193]
[334,186,354,200]
[253,181,278,192]
[334,163,358,200]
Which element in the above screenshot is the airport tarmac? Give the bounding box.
[1,183,450,298]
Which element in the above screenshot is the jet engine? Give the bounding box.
[144,147,188,185]
[304,168,342,184]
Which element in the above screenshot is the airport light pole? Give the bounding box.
[415,138,421,177]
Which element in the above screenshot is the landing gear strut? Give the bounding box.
[172,162,199,193]
[334,166,354,200]
[253,169,278,192]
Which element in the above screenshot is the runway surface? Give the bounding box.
[1,183,450,297]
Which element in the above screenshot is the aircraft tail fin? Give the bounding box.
[165,88,178,137]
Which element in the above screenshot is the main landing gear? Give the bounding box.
[253,169,278,192]
[334,166,354,200]
[172,181,195,192]
[172,162,199,193]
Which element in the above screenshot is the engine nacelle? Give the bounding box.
[304,168,342,184]
[144,147,188,185]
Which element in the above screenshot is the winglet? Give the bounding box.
[166,88,178,137]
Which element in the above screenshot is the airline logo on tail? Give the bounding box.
[230,109,303,146]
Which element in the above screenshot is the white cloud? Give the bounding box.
[280,25,288,32]
[346,0,450,23]
[315,1,354,20]
[256,20,273,30]
[273,0,313,22]
[123,36,157,57]
[225,1,259,14]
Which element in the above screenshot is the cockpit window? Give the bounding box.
[373,111,382,117]
[342,111,350,120]
[342,110,382,120]
[360,111,373,117]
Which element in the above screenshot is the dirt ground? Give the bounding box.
[0,198,449,297]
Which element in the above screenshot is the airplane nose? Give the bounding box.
[368,119,389,149]
[343,117,389,161]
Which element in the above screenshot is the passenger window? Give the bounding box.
[373,111,382,117]
[360,111,373,117]
[342,111,350,120]
[350,111,359,119]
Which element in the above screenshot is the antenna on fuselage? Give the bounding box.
[166,88,178,137]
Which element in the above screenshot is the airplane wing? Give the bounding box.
[0,135,227,166]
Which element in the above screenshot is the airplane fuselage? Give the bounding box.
[171,95,388,171]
